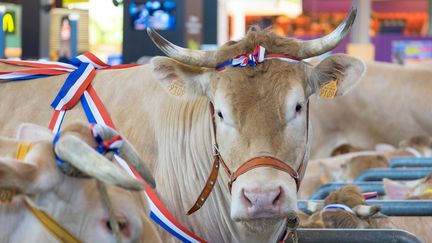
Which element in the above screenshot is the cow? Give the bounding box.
[0,8,365,242]
[298,143,427,200]
[0,121,162,243]
[300,185,383,229]
[300,185,432,242]
[310,60,432,159]
[384,173,432,200]
[330,135,432,158]
[298,151,379,199]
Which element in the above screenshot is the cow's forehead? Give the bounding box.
[211,60,308,100]
[215,27,302,61]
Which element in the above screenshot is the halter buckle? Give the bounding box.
[213,143,220,156]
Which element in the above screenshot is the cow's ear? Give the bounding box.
[308,54,366,98]
[321,210,363,228]
[151,57,210,99]
[16,123,54,141]
[0,157,38,199]
[383,178,412,200]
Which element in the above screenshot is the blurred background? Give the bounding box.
[0,0,432,64]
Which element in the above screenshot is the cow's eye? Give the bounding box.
[295,103,302,113]
[217,111,224,120]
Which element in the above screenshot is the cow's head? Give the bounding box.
[149,7,365,227]
[301,185,385,229]
[0,122,160,243]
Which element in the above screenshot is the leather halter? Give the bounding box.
[187,102,310,215]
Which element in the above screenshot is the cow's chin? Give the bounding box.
[238,218,283,232]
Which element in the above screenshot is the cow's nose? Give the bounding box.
[241,186,283,210]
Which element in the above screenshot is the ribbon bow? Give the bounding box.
[231,45,266,67]
[53,124,124,176]
[90,123,124,155]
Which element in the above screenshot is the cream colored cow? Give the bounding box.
[0,122,161,243]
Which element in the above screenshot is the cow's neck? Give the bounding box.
[152,97,286,242]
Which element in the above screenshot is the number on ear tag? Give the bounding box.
[320,80,338,99]
[0,188,17,204]
[168,79,186,97]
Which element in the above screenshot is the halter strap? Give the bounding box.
[24,199,82,243]
[187,102,309,214]
[228,156,300,192]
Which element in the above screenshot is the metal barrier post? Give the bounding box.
[284,229,422,243]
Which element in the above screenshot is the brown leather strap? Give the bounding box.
[228,156,300,192]
[187,155,221,215]
[218,155,231,177]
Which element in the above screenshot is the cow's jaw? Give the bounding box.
[230,168,298,222]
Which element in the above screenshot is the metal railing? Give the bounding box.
[354,168,432,182]
[284,229,422,243]
[298,200,432,216]
[300,157,431,242]
[390,157,432,168]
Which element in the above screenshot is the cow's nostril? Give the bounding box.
[102,217,131,238]
[241,189,253,207]
[272,187,282,206]
[272,188,282,206]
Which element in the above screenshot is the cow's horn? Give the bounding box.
[91,124,156,189]
[306,201,324,213]
[352,204,381,217]
[55,135,144,191]
[119,141,156,188]
[147,28,219,67]
[295,7,357,59]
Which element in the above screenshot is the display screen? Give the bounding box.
[392,40,432,64]
[130,1,176,30]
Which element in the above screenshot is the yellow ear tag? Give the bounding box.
[0,188,17,204]
[423,188,432,195]
[168,79,186,97]
[320,80,338,99]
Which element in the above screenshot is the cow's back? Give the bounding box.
[0,64,163,166]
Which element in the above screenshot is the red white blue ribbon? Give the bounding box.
[51,62,96,111]
[362,191,378,200]
[0,54,206,243]
[0,59,75,80]
[216,45,302,71]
